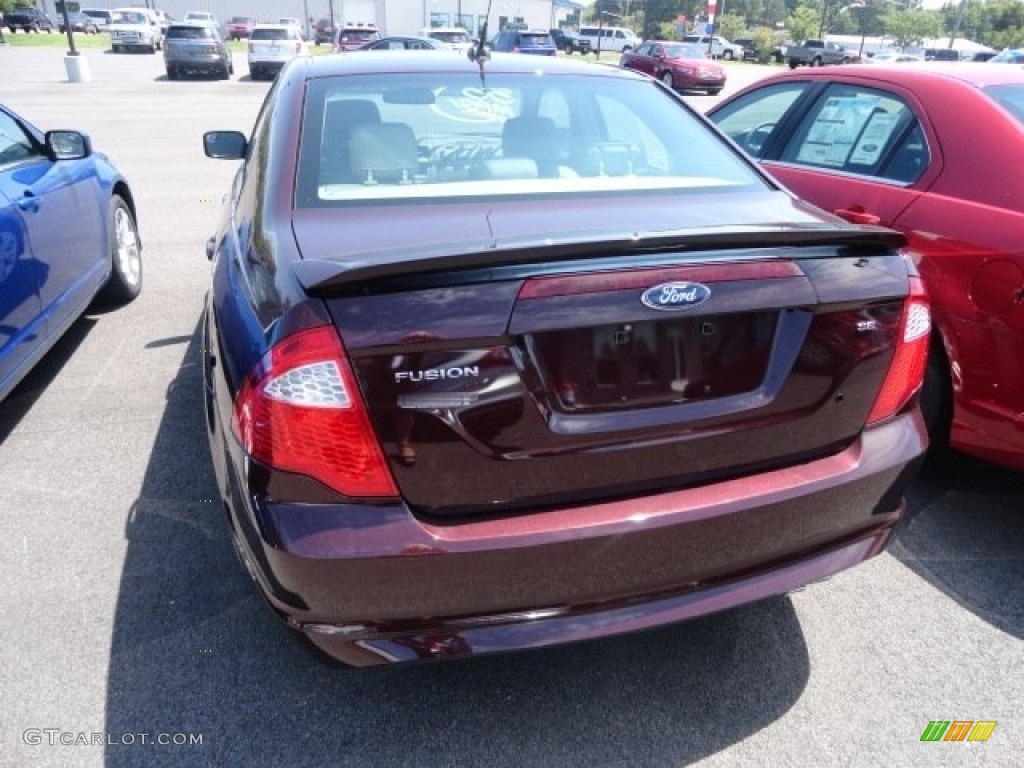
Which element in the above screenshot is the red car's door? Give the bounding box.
[757,82,939,230]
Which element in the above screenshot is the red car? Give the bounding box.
[620,41,726,96]
[333,24,379,52]
[226,16,255,40]
[709,64,1024,472]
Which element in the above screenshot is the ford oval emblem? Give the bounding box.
[640,282,711,311]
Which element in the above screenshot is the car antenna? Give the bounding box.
[467,0,494,87]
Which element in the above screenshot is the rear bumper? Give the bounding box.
[216,394,926,665]
[305,531,890,666]
[166,55,226,70]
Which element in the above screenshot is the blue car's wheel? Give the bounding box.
[100,195,142,304]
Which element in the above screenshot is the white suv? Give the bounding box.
[683,35,745,60]
[248,24,307,80]
[578,25,641,53]
[109,8,164,53]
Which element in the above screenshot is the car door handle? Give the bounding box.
[16,191,40,213]
[834,208,880,226]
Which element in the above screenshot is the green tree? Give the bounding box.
[787,4,822,40]
[884,8,943,47]
[718,11,747,40]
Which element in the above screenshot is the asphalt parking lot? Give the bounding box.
[0,45,1021,768]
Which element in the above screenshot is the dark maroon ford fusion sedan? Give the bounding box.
[201,52,929,666]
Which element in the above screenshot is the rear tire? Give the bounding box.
[99,195,142,305]
[166,66,178,80]
[723,50,734,60]
[811,56,823,67]
[707,89,721,96]
[920,336,953,456]
[661,71,674,90]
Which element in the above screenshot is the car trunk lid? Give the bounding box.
[292,197,910,518]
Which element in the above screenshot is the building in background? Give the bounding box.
[74,0,584,39]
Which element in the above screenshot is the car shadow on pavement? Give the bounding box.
[103,315,811,768]
[0,315,96,444]
[892,452,1023,639]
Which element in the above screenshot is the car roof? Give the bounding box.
[253,23,294,30]
[763,61,1024,89]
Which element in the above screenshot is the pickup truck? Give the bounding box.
[786,39,857,68]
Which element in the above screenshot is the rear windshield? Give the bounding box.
[519,33,552,46]
[118,12,149,24]
[986,84,1024,125]
[296,71,762,208]
[167,26,214,39]
[252,28,291,40]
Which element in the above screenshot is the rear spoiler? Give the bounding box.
[292,224,906,295]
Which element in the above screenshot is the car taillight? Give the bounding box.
[866,275,931,425]
[231,325,398,498]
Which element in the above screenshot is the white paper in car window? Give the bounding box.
[796,96,879,167]
[848,110,897,165]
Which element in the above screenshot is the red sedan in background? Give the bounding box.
[708,64,1024,472]
[620,41,726,95]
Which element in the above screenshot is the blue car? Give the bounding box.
[489,28,557,56]
[0,104,142,402]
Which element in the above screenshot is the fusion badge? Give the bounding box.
[640,282,711,311]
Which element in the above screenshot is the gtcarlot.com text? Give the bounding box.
[23,729,203,747]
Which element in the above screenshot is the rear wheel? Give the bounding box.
[707,89,721,96]
[920,336,953,456]
[723,50,734,60]
[99,195,142,305]
[166,66,178,80]
[661,71,674,90]
[811,56,823,67]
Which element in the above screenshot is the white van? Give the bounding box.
[578,25,640,53]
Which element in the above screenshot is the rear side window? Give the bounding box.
[779,85,927,182]
[987,83,1024,125]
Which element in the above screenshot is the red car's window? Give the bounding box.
[986,84,1024,124]
[710,82,810,158]
[778,85,926,182]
